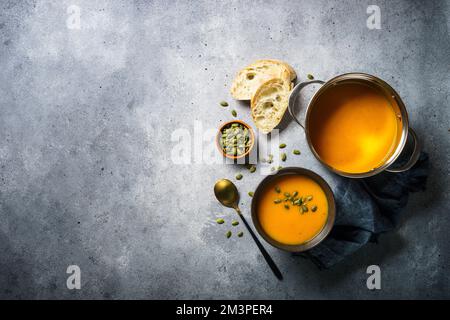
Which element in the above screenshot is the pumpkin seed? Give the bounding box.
[302,205,309,213]
[231,220,239,226]
[231,110,237,117]
[237,231,244,237]
[249,165,256,173]
[220,101,229,107]
[306,195,313,201]
[248,191,254,197]
[216,218,225,224]
[284,204,290,210]
[307,74,314,80]
[281,153,287,161]
[274,199,282,204]
[293,149,301,155]
[235,173,243,180]
[292,191,298,198]
[275,186,281,193]
[279,143,286,149]
[226,231,232,238]
[284,192,290,197]
[311,205,318,212]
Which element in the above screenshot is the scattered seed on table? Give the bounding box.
[281,153,287,161]
[279,143,286,149]
[237,231,244,237]
[235,173,243,180]
[231,220,239,226]
[307,74,314,80]
[216,218,225,224]
[231,110,237,117]
[249,165,256,173]
[226,231,232,238]
[248,191,254,197]
[293,149,301,155]
[220,101,229,107]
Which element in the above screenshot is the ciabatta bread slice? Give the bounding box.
[230,60,296,100]
[251,77,293,134]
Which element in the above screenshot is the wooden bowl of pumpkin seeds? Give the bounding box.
[217,120,255,161]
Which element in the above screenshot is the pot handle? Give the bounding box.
[386,127,421,173]
[288,80,325,130]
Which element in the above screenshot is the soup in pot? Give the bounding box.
[308,82,403,174]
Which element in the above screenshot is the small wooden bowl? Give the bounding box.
[216,120,255,161]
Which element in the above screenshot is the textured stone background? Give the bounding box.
[0,0,449,299]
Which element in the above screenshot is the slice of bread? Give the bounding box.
[230,60,296,100]
[251,78,293,134]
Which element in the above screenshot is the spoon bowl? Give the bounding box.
[214,179,239,208]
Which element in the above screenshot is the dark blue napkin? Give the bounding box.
[295,152,429,269]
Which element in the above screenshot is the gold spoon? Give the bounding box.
[214,179,283,280]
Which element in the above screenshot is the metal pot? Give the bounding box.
[288,73,421,178]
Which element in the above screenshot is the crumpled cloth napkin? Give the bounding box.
[294,152,429,269]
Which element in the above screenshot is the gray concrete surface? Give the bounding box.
[0,0,449,299]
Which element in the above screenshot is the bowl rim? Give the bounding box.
[251,167,336,252]
[216,120,255,160]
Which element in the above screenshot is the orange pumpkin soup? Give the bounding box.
[309,82,402,174]
[257,174,328,245]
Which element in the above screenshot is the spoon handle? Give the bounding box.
[235,207,283,280]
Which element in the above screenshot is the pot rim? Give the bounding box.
[304,72,410,178]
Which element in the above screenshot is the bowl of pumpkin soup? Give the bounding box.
[251,167,335,252]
